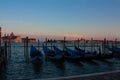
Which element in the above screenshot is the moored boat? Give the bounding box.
[42,45,64,62]
[30,45,43,64]
[74,46,97,60]
[106,46,120,53]
[63,46,83,61]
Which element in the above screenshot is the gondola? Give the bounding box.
[30,45,43,64]
[74,46,97,60]
[42,45,64,62]
[63,46,83,61]
[104,46,119,57]
[106,46,120,53]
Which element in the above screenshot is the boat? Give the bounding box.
[74,46,85,53]
[74,46,113,60]
[104,46,119,57]
[30,45,43,64]
[106,46,120,53]
[42,45,64,62]
[63,46,83,61]
[74,46,97,60]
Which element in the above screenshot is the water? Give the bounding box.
[0,43,120,80]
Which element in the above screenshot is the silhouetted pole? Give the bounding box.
[111,41,114,48]
[9,41,11,58]
[4,41,7,65]
[24,39,26,57]
[78,38,80,47]
[0,27,1,46]
[83,39,86,52]
[74,40,76,47]
[26,36,29,62]
[115,38,117,47]
[50,39,53,50]
[106,40,108,47]
[63,37,66,51]
[38,40,40,50]
[8,37,11,59]
[93,39,95,52]
[103,38,106,54]
[99,45,101,54]
[8,42,11,59]
[97,40,101,54]
[45,37,47,46]
[91,38,93,53]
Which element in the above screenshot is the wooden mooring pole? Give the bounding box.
[45,37,47,46]
[38,40,40,50]
[78,38,80,48]
[63,37,66,51]
[8,36,11,59]
[73,39,75,47]
[0,27,1,47]
[26,36,29,63]
[91,38,93,53]
[4,41,8,65]
[103,38,107,54]
[8,40,11,60]
[24,37,29,63]
[50,39,53,50]
[83,39,86,52]
[115,38,117,47]
[24,38,26,57]
[0,47,4,67]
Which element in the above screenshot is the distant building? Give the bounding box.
[2,32,22,43]
[2,32,36,43]
[55,40,75,43]
[22,38,36,43]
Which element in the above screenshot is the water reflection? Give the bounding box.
[0,67,7,80]
[32,63,42,73]
[86,60,99,65]
[67,60,84,67]
[95,59,113,66]
[52,61,65,73]
[0,43,120,79]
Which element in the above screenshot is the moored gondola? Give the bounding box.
[42,45,64,62]
[30,45,43,64]
[74,46,97,60]
[108,46,120,52]
[63,46,83,61]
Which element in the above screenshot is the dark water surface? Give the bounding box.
[0,43,120,80]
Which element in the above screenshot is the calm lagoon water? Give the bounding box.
[0,43,120,80]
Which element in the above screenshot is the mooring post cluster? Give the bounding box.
[0,27,11,68]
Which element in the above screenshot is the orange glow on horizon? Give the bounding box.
[2,31,119,41]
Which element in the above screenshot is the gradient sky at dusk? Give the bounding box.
[0,0,120,40]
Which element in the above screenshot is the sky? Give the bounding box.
[0,0,120,40]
